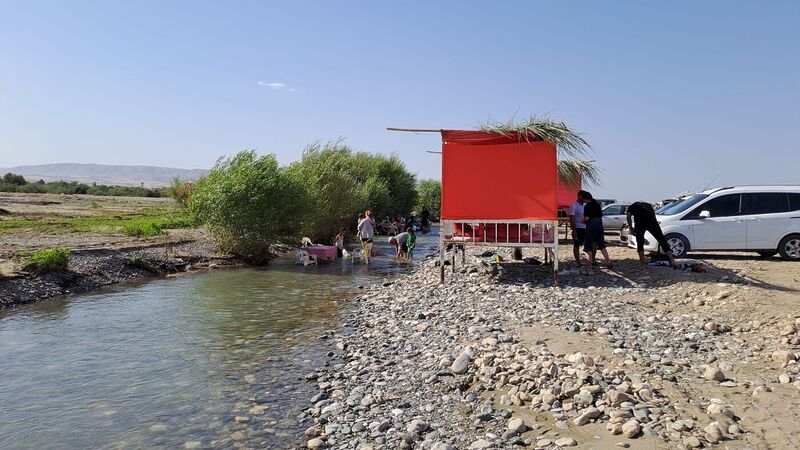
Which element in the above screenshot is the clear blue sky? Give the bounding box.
[2,0,798,200]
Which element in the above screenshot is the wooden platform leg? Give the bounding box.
[439,243,445,284]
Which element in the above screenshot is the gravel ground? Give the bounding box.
[299,245,800,450]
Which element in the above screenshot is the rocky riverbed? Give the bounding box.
[0,237,243,307]
[299,246,800,449]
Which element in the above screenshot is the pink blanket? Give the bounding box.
[305,245,338,260]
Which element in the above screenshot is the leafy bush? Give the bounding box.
[284,142,371,241]
[189,151,310,263]
[166,177,193,206]
[416,179,441,217]
[284,142,418,241]
[351,152,417,219]
[23,247,70,273]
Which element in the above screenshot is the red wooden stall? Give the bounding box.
[438,130,561,283]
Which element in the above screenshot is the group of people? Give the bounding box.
[340,210,416,260]
[372,208,431,236]
[569,190,676,273]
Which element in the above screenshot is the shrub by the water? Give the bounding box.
[189,151,310,263]
[285,142,371,242]
[416,179,441,217]
[285,142,417,242]
[23,247,70,273]
[188,145,419,259]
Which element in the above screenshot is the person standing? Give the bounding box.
[568,191,587,268]
[582,191,612,270]
[627,201,677,270]
[420,207,431,232]
[334,227,347,258]
[357,210,375,254]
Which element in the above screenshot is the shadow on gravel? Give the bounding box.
[475,253,797,294]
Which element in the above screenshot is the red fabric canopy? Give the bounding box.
[441,130,557,220]
[557,175,581,209]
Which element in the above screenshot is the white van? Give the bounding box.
[627,186,800,260]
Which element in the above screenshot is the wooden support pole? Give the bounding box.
[386,127,442,133]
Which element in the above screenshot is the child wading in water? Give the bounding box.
[334,227,346,258]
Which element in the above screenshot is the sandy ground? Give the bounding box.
[523,243,800,449]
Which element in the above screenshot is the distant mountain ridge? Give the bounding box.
[0,163,207,187]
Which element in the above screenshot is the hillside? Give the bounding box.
[0,163,207,187]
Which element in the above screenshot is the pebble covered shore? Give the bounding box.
[300,248,800,449]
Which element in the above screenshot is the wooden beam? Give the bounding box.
[386,127,442,133]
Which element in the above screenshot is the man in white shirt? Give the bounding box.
[569,191,588,267]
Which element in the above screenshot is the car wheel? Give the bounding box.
[778,234,800,261]
[664,233,689,258]
[757,251,777,258]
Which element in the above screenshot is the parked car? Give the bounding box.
[626,185,800,260]
[601,203,631,233]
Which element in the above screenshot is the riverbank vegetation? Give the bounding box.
[416,179,441,217]
[188,151,309,263]
[188,143,419,262]
[0,207,196,236]
[1,173,165,197]
[22,247,70,273]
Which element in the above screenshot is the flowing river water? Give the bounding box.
[0,230,439,449]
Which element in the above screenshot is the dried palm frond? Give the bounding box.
[480,114,593,160]
[558,159,601,187]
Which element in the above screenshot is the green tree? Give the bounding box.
[3,173,27,185]
[189,151,310,263]
[416,179,441,216]
[351,152,417,219]
[284,141,369,241]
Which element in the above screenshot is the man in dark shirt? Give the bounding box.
[581,191,612,270]
[627,201,676,269]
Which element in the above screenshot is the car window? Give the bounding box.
[663,194,708,216]
[744,193,789,215]
[656,200,682,214]
[789,193,800,211]
[603,205,621,215]
[685,194,742,218]
[620,205,628,214]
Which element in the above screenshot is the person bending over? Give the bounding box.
[627,201,677,270]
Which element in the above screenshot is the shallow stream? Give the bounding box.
[0,230,438,449]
